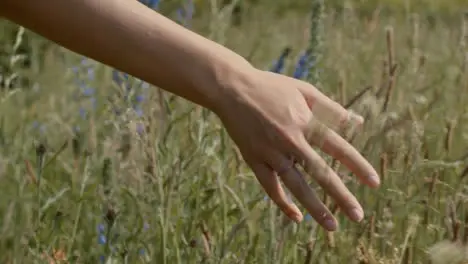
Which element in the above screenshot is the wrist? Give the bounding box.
[193,51,254,115]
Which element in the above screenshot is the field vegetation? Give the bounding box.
[1,0,468,263]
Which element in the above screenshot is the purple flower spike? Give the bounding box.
[98,234,107,245]
[134,107,144,117]
[177,0,195,27]
[135,94,145,103]
[270,47,292,73]
[82,87,95,96]
[87,67,95,81]
[136,123,145,135]
[97,223,106,233]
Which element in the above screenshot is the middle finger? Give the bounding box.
[305,116,380,188]
[292,137,365,223]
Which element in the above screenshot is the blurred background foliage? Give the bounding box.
[1,0,467,90]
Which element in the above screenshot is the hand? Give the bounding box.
[215,67,380,231]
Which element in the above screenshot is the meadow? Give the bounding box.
[1,0,468,263]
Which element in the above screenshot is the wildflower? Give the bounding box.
[135,94,145,104]
[136,122,145,135]
[98,233,107,245]
[139,0,161,9]
[176,0,195,27]
[292,50,315,80]
[90,97,97,109]
[98,223,106,233]
[31,121,46,134]
[81,86,95,97]
[87,67,95,80]
[270,47,292,73]
[79,107,87,119]
[134,107,144,118]
[112,70,130,90]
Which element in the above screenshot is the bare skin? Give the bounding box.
[0,0,380,231]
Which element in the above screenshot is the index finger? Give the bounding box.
[295,80,363,134]
[305,117,380,188]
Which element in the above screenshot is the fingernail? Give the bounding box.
[324,217,337,231]
[292,213,303,223]
[368,174,381,187]
[348,110,364,125]
[350,208,364,222]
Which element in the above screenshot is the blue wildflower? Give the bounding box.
[135,94,145,104]
[32,121,46,134]
[270,47,292,73]
[98,234,107,245]
[134,107,144,117]
[112,70,130,89]
[292,50,310,79]
[90,97,97,109]
[82,87,95,97]
[177,0,195,27]
[136,123,145,135]
[79,108,87,119]
[80,58,91,66]
[87,67,95,80]
[140,0,161,9]
[97,224,106,233]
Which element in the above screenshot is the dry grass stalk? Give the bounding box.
[449,200,461,242]
[24,159,37,185]
[463,213,468,245]
[379,153,387,185]
[423,172,438,226]
[339,73,346,105]
[303,240,315,264]
[344,85,372,109]
[199,222,212,257]
[382,26,397,112]
[445,120,455,155]
[367,213,376,245]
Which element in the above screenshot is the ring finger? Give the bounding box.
[291,138,365,223]
[268,152,339,231]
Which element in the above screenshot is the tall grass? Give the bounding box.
[1,1,468,263]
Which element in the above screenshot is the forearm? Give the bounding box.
[0,0,251,111]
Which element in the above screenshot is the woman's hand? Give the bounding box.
[215,67,380,231]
